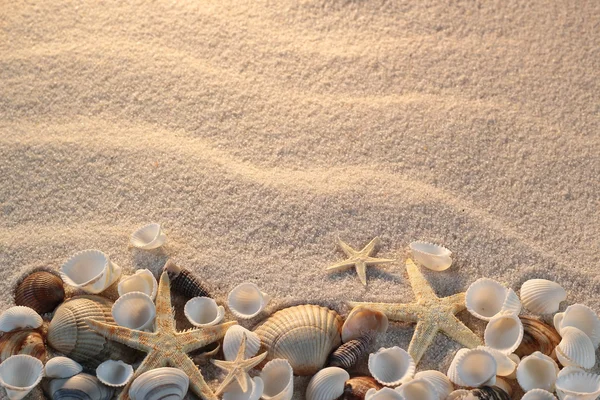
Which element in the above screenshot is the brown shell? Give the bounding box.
[447,386,510,400]
[328,333,374,369]
[339,376,382,400]
[515,315,561,362]
[0,329,47,362]
[15,271,65,314]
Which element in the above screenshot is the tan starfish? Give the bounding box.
[347,259,482,364]
[326,237,395,286]
[212,333,268,395]
[86,272,236,400]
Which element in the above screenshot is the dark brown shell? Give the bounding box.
[15,271,65,314]
[447,386,510,400]
[328,333,373,369]
[338,376,382,400]
[0,329,47,362]
[168,268,210,298]
[515,315,561,362]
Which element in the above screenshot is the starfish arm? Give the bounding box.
[346,301,421,322]
[337,238,357,257]
[213,364,242,396]
[360,237,381,255]
[179,321,237,353]
[117,350,164,400]
[356,261,367,286]
[326,260,357,271]
[211,359,235,371]
[440,315,483,349]
[443,292,467,313]
[85,318,153,351]
[239,351,268,370]
[179,354,219,400]
[155,272,176,331]
[364,256,396,265]
[406,259,437,300]
[407,320,441,364]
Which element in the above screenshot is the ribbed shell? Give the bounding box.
[306,367,349,400]
[254,304,343,376]
[44,373,114,400]
[14,271,65,314]
[446,387,510,400]
[521,389,557,400]
[129,367,190,400]
[520,279,566,315]
[327,333,373,369]
[47,295,139,368]
[168,268,210,299]
[555,326,595,369]
[0,329,46,363]
[515,316,561,362]
[340,377,382,400]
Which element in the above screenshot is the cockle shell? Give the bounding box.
[0,306,43,333]
[364,387,403,400]
[163,260,210,299]
[409,241,452,271]
[484,312,524,354]
[261,359,294,400]
[414,370,453,400]
[368,346,415,387]
[342,306,389,342]
[118,269,158,300]
[521,389,558,400]
[0,329,46,363]
[44,373,114,400]
[130,223,166,250]
[223,376,264,400]
[59,249,122,294]
[96,360,134,387]
[328,332,373,369]
[555,370,600,400]
[476,346,516,377]
[253,304,343,375]
[306,367,350,400]
[555,326,595,369]
[465,278,521,321]
[554,304,600,349]
[129,367,190,400]
[0,354,44,400]
[340,376,382,400]
[112,291,156,331]
[520,279,566,315]
[44,357,83,379]
[516,351,559,392]
[450,347,497,388]
[14,271,65,314]
[446,387,510,400]
[184,297,225,327]
[223,325,261,361]
[395,379,437,400]
[228,282,270,319]
[515,316,561,362]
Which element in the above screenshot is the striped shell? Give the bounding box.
[340,377,382,400]
[254,304,343,376]
[43,373,114,400]
[520,279,566,315]
[327,333,373,369]
[129,367,190,400]
[515,316,561,362]
[0,329,46,363]
[446,387,510,400]
[14,271,65,314]
[164,260,210,298]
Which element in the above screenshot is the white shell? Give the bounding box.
[306,367,349,400]
[96,360,134,387]
[395,378,437,400]
[222,375,264,400]
[184,297,225,327]
[409,241,452,271]
[365,387,404,400]
[484,312,524,354]
[261,359,294,400]
[0,306,43,333]
[59,249,122,294]
[44,357,83,379]
[476,346,517,377]
[0,355,44,400]
[453,348,497,387]
[223,325,261,361]
[129,367,190,400]
[555,370,600,400]
[465,278,521,321]
[111,291,156,331]
[516,351,559,392]
[130,223,166,250]
[554,304,600,349]
[414,370,453,400]
[118,269,158,300]
[555,326,595,369]
[45,373,114,400]
[368,346,415,387]
[227,282,270,319]
[522,389,558,400]
[520,279,566,315]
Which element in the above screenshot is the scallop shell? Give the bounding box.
[184,297,225,327]
[515,316,561,362]
[47,295,139,368]
[118,269,158,300]
[520,279,566,315]
[112,291,156,331]
[413,370,453,400]
[484,312,524,354]
[261,359,294,400]
[342,306,389,343]
[253,304,343,375]
[223,375,264,400]
[0,329,46,363]
[364,387,404,400]
[130,223,166,250]
[306,367,349,400]
[555,370,600,400]
[395,379,437,400]
[450,347,497,388]
[328,333,373,369]
[228,282,270,320]
[368,346,415,387]
[163,260,210,299]
[223,325,261,361]
[0,354,44,400]
[476,346,516,377]
[554,304,600,349]
[0,306,43,333]
[409,241,452,271]
[59,249,122,294]
[44,373,114,400]
[44,357,83,379]
[445,387,510,400]
[129,367,190,400]
[340,376,382,400]
[516,351,559,392]
[555,326,595,369]
[465,279,521,321]
[521,389,558,400]
[96,360,134,387]
[14,271,65,314]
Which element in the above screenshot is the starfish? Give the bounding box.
[86,272,236,400]
[326,237,395,286]
[211,333,268,395]
[347,259,482,364]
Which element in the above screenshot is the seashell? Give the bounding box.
[0,306,43,333]
[163,260,210,298]
[131,223,166,250]
[521,389,558,400]
[44,357,83,379]
[364,387,404,400]
[368,346,415,387]
[409,241,452,271]
[14,271,65,314]
[395,378,437,400]
[328,332,374,369]
[554,303,600,349]
[475,347,516,377]
[112,291,156,331]
[223,375,264,400]
[465,278,521,321]
[223,325,261,361]
[306,367,349,400]
[516,351,559,392]
[118,269,158,300]
[493,378,512,397]
[184,297,225,327]
[342,306,389,343]
[47,295,139,368]
[452,348,497,388]
[340,376,382,400]
[0,329,46,363]
[96,360,133,387]
[516,316,561,361]
[414,370,453,400]
[484,312,524,354]
[44,373,114,400]
[59,249,122,294]
[254,304,343,375]
[445,387,510,400]
[0,354,44,400]
[129,367,190,400]
[555,326,595,369]
[555,370,600,400]
[520,279,566,315]
[261,359,294,400]
[228,282,270,320]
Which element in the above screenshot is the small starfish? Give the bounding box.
[326,237,395,286]
[86,272,236,400]
[348,259,482,364]
[212,333,268,395]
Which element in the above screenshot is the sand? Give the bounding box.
[1,0,599,398]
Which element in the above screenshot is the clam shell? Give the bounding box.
[0,329,46,363]
[261,359,294,400]
[445,387,510,400]
[521,389,558,400]
[306,367,349,400]
[465,279,520,321]
[555,370,600,400]
[129,367,190,400]
[228,282,270,320]
[451,348,497,388]
[112,291,156,331]
[328,333,373,369]
[0,354,44,400]
[368,346,415,387]
[364,387,403,400]
[0,306,42,333]
[184,297,225,327]
[44,357,83,379]
[14,271,65,314]
[476,346,516,377]
[554,303,600,349]
[44,373,114,400]
[484,312,524,354]
[118,269,158,300]
[223,325,261,361]
[342,306,389,343]
[253,304,343,375]
[520,279,566,315]
[396,378,437,400]
[516,316,561,361]
[555,326,595,369]
[409,241,452,271]
[131,223,166,249]
[59,249,122,294]
[96,360,133,387]
[516,351,559,392]
[163,260,210,299]
[493,377,512,396]
[223,375,264,400]
[340,376,382,400]
[413,370,453,400]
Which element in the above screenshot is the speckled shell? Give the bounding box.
[44,373,114,400]
[14,271,65,314]
[164,260,210,298]
[515,316,561,362]
[46,295,139,368]
[0,329,46,363]
[339,377,382,400]
[446,387,510,400]
[254,304,343,376]
[327,333,373,369]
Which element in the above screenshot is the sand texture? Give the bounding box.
[1,0,599,398]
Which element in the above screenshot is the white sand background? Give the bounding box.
[1,0,599,398]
